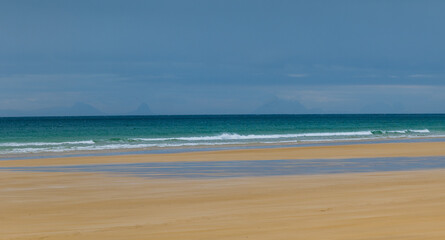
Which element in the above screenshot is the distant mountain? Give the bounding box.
[0,102,104,117]
[126,103,153,115]
[252,98,321,114]
[58,102,104,116]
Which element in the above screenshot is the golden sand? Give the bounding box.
[2,170,445,240]
[2,142,445,239]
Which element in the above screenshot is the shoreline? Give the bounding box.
[2,141,445,167]
[2,136,445,161]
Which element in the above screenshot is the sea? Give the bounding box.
[1,114,444,157]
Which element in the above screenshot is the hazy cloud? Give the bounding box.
[407,74,437,78]
[287,73,309,78]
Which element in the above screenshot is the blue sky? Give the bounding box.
[1,0,445,115]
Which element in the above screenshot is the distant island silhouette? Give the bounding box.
[0,102,154,117]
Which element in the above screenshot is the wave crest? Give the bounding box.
[0,129,434,155]
[131,131,375,142]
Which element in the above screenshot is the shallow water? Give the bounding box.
[3,156,445,178]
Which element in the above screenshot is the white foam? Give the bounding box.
[0,140,94,147]
[1,141,246,154]
[132,131,374,142]
[0,129,436,155]
[383,129,430,134]
[409,129,430,133]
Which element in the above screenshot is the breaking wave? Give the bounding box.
[0,129,437,155]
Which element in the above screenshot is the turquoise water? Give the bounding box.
[1,114,445,155]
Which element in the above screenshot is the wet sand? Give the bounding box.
[2,142,445,239]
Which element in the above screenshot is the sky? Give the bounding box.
[1,0,445,115]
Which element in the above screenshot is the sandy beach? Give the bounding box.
[2,142,445,239]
